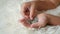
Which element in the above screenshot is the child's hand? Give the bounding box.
[19,18,31,28]
[21,0,59,20]
[19,13,48,28]
[30,13,48,28]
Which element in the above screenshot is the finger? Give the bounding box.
[30,4,36,20]
[19,18,31,27]
[19,18,25,22]
[30,23,40,28]
[21,6,28,18]
[21,3,30,18]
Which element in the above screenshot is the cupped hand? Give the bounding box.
[19,13,48,29]
[19,17,31,28]
[30,13,48,28]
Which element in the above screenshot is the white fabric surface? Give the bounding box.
[0,0,60,34]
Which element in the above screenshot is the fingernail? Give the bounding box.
[30,17,33,20]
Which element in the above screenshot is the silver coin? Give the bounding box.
[27,17,38,24]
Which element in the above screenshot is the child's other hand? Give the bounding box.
[19,18,31,28]
[30,13,48,28]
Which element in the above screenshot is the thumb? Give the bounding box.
[30,4,36,20]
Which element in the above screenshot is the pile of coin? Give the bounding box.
[27,17,38,24]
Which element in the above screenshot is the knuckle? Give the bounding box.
[22,2,31,8]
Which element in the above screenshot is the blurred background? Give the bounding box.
[0,0,60,34]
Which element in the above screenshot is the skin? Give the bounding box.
[46,14,60,25]
[20,0,60,28]
[20,18,31,28]
[20,13,60,28]
[20,13,48,28]
[30,13,48,28]
[21,0,60,20]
